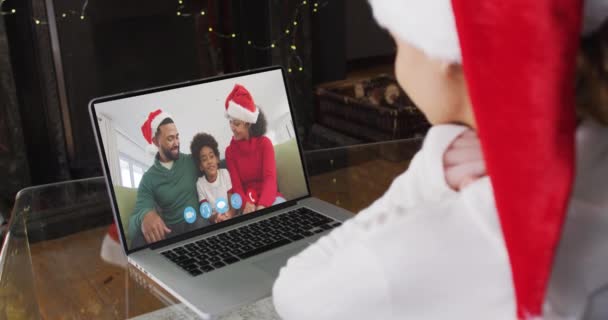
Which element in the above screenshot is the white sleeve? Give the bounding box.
[357,124,467,222]
[273,219,392,320]
[222,169,232,192]
[272,124,469,320]
[196,178,207,202]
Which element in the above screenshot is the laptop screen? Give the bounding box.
[91,67,309,252]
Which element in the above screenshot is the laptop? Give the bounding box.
[89,66,353,318]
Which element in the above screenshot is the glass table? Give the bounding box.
[0,139,422,320]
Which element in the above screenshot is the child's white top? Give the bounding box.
[272,121,608,320]
[196,168,232,210]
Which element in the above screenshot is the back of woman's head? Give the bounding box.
[576,21,608,125]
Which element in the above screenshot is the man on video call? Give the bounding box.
[129,109,209,247]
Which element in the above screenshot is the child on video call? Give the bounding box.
[273,0,608,319]
[190,133,237,224]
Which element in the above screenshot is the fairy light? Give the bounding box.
[11,9,16,13]
[19,0,330,76]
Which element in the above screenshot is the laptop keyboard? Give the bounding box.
[160,207,342,276]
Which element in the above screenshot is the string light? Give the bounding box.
[5,0,329,75]
[288,68,293,73]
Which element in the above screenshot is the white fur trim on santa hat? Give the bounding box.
[368,0,462,62]
[150,111,173,139]
[145,111,173,155]
[226,100,260,124]
[146,144,159,155]
[368,0,608,63]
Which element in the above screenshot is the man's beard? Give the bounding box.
[160,145,180,161]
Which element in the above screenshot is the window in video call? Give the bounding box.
[93,69,308,250]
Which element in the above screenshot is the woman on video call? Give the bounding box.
[224,84,285,214]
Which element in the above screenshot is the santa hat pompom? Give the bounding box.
[368,0,461,62]
[140,109,173,154]
[225,84,259,124]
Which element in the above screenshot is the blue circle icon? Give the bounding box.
[215,197,229,214]
[184,207,197,224]
[231,193,243,210]
[200,202,212,219]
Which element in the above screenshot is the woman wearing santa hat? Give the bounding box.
[224,84,284,215]
[272,0,608,319]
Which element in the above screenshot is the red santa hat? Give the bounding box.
[225,84,260,124]
[369,0,607,318]
[140,109,173,153]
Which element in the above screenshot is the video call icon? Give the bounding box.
[200,202,212,219]
[216,197,229,214]
[184,207,197,224]
[231,193,243,210]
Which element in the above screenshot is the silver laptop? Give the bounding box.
[89,66,353,318]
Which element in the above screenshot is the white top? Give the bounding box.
[272,121,608,320]
[196,168,232,210]
[160,160,174,170]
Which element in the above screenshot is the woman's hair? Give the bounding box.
[190,133,220,176]
[249,107,267,137]
[575,21,608,125]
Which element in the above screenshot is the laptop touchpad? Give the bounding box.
[251,243,308,277]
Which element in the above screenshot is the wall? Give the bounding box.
[345,0,395,61]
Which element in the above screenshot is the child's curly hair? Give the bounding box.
[190,133,220,176]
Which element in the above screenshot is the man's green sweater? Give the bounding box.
[129,152,202,240]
